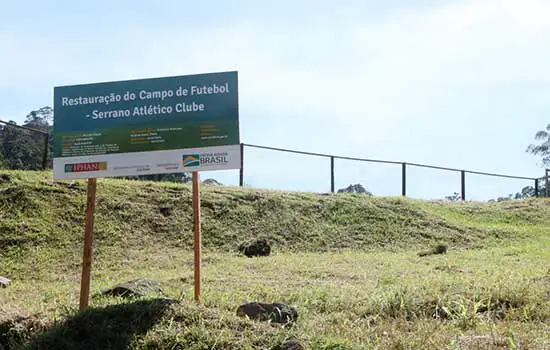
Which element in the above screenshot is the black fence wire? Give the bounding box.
[238,143,544,200]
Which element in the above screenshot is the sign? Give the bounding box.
[53,71,240,179]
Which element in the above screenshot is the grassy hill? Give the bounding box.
[1,171,547,253]
[1,171,549,349]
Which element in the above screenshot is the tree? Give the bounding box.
[514,185,537,199]
[527,124,550,167]
[24,106,53,130]
[1,120,44,170]
[485,124,550,202]
[0,148,6,169]
[0,106,53,171]
[337,183,372,195]
[487,185,543,202]
[24,106,53,168]
[444,192,461,201]
[521,124,550,199]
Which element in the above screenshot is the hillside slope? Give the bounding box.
[2,171,550,349]
[1,170,548,253]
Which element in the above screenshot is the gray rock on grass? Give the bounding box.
[0,276,11,288]
[0,174,12,183]
[238,238,271,257]
[236,302,298,326]
[418,244,448,257]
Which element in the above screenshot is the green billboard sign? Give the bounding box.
[53,71,240,179]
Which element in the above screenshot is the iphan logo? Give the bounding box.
[182,154,200,167]
[64,162,107,173]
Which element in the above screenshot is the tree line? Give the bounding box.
[485,123,550,201]
[0,107,53,170]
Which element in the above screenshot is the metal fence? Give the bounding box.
[238,143,545,200]
[1,123,545,200]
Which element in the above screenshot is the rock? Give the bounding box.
[236,302,298,325]
[99,278,162,298]
[159,206,172,216]
[19,221,28,232]
[0,174,12,184]
[276,340,303,350]
[67,180,79,189]
[434,244,447,254]
[418,244,448,257]
[202,178,223,186]
[0,276,11,288]
[238,238,271,257]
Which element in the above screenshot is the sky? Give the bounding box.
[1,0,550,200]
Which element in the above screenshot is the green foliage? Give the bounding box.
[0,149,6,169]
[1,121,44,170]
[494,124,550,202]
[337,183,372,195]
[489,185,540,202]
[444,192,461,201]
[527,123,550,166]
[0,106,52,171]
[24,106,53,129]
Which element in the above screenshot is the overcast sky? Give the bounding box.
[1,0,549,200]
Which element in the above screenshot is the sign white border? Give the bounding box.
[53,144,240,180]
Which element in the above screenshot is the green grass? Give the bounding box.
[1,170,550,349]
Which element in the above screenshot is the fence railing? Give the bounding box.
[0,124,544,200]
[239,143,543,200]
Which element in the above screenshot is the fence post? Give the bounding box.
[402,163,407,196]
[330,156,335,193]
[42,133,50,170]
[461,170,466,201]
[239,143,244,187]
[546,169,549,197]
[535,178,539,198]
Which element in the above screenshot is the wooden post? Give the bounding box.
[546,169,549,197]
[461,171,466,201]
[79,178,97,311]
[330,156,335,193]
[239,143,244,187]
[192,172,201,302]
[535,178,539,198]
[401,163,407,196]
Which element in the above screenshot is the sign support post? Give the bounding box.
[79,178,97,311]
[192,172,201,302]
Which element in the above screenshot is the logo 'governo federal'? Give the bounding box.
[182,155,200,167]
